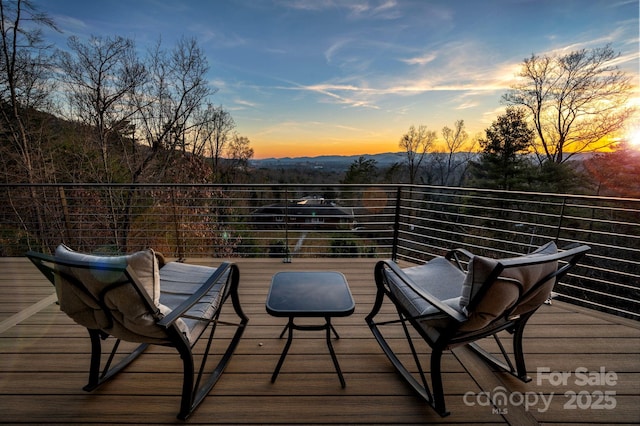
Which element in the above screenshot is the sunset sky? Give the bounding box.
[35,0,639,159]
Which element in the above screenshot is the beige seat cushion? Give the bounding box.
[386,256,467,341]
[54,244,174,343]
[159,261,226,344]
[458,242,558,331]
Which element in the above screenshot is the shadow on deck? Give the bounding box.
[1,257,639,425]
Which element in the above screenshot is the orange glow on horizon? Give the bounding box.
[251,138,399,159]
[249,112,640,159]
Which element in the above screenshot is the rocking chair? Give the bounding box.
[26,244,248,420]
[365,241,590,417]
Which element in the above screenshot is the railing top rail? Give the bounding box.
[2,183,639,204]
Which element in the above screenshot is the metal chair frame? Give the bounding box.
[26,251,248,420]
[365,243,590,417]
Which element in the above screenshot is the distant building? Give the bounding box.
[252,196,354,229]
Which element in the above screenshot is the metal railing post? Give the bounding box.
[391,186,402,262]
[58,185,72,245]
[171,186,185,261]
[554,197,567,243]
[283,186,291,263]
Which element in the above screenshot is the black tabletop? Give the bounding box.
[266,271,355,317]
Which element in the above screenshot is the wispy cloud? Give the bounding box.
[270,40,524,114]
[279,0,402,19]
[52,14,88,32]
[348,0,403,20]
[401,52,438,66]
[233,99,259,109]
[276,0,334,11]
[193,27,247,48]
[455,100,479,110]
[521,31,639,75]
[325,38,352,63]
[294,82,380,109]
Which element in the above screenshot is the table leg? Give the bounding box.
[271,317,294,383]
[325,317,346,388]
[278,323,289,339]
[329,322,340,339]
[271,317,346,388]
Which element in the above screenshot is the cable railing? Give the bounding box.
[1,183,638,320]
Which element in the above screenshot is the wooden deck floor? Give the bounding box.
[1,257,639,425]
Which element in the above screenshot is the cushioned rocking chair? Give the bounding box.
[365,241,590,417]
[26,244,249,420]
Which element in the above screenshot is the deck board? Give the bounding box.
[1,257,639,425]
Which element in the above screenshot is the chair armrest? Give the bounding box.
[26,251,57,284]
[379,260,467,323]
[157,262,236,328]
[445,248,474,271]
[445,244,590,269]
[500,244,590,268]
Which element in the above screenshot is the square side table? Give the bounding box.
[265,271,355,388]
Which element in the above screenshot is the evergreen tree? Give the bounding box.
[469,107,534,190]
[341,157,378,184]
[532,160,588,194]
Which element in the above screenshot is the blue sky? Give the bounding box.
[34,0,639,158]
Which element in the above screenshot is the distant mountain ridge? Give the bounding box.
[251,152,406,169]
[251,151,597,171]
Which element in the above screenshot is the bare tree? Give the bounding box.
[221,133,254,182]
[399,125,436,184]
[57,35,147,182]
[205,105,235,179]
[431,119,474,186]
[442,120,468,152]
[0,0,57,183]
[0,0,58,250]
[56,35,147,249]
[132,37,215,182]
[503,45,636,163]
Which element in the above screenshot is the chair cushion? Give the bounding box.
[401,257,465,302]
[386,257,467,340]
[509,243,559,316]
[54,244,173,343]
[159,262,226,344]
[459,242,558,331]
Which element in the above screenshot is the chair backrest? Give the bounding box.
[458,242,590,332]
[27,244,175,344]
